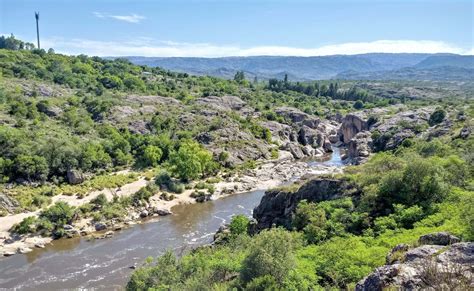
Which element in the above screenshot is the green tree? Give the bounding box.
[229,214,250,236]
[143,145,163,167]
[428,108,446,126]
[14,154,49,182]
[170,140,217,181]
[353,100,364,109]
[241,228,301,285]
[234,71,245,84]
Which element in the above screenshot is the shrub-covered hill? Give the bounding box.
[0,47,330,187]
[0,43,383,214]
[0,43,417,189]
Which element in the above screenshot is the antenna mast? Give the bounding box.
[35,12,40,49]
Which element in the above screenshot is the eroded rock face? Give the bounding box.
[253,178,357,230]
[206,124,271,167]
[356,234,473,291]
[260,107,336,159]
[284,143,305,159]
[347,131,372,164]
[340,114,368,143]
[261,121,295,144]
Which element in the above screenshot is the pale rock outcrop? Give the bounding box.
[275,106,320,127]
[0,193,19,214]
[356,233,472,291]
[284,143,305,159]
[347,131,372,164]
[339,114,368,143]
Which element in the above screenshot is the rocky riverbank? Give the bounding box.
[0,150,343,258]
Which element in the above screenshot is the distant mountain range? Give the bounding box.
[123,53,474,81]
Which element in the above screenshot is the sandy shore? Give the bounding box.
[0,150,343,257]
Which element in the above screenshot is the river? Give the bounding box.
[0,147,344,290]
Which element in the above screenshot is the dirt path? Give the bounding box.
[0,176,149,234]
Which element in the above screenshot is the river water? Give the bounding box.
[0,147,344,290]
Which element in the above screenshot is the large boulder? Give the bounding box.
[205,124,271,166]
[340,114,368,144]
[260,121,295,144]
[298,125,322,147]
[418,232,461,246]
[356,238,473,291]
[66,169,84,185]
[459,125,471,139]
[284,143,305,159]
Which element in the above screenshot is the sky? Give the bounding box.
[0,0,473,57]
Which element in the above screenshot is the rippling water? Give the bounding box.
[0,147,345,290]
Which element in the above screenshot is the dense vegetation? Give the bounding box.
[128,135,473,290]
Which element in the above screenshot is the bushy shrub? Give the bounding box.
[155,170,172,188]
[428,108,446,126]
[229,214,250,236]
[11,216,37,234]
[168,181,184,194]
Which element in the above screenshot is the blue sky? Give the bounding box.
[1,0,472,56]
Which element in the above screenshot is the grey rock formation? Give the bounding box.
[94,222,107,231]
[347,131,372,164]
[340,114,368,143]
[66,169,84,185]
[139,210,149,218]
[386,243,410,264]
[459,125,471,139]
[284,143,305,159]
[253,178,357,230]
[196,95,248,112]
[261,121,295,144]
[419,232,461,246]
[275,106,320,127]
[37,105,63,117]
[0,193,19,214]
[356,234,473,291]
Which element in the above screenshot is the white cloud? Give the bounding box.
[93,12,145,23]
[41,37,473,57]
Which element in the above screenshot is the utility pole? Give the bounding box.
[35,12,40,49]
